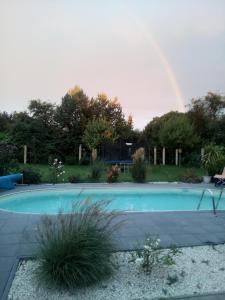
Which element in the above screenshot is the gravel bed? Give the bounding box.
[8,244,225,300]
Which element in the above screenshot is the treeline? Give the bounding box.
[0,86,136,163]
[0,86,225,165]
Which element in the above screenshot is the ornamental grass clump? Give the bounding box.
[36,199,123,289]
[131,147,147,183]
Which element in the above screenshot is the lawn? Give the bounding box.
[20,164,204,183]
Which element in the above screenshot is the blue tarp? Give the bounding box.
[0,173,23,190]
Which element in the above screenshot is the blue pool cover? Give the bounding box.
[0,173,23,190]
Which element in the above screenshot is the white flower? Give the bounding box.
[144,245,151,250]
[135,258,143,264]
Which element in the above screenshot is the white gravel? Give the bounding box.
[8,244,225,300]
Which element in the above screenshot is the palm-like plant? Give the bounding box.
[202,144,225,176]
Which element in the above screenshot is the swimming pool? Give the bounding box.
[0,188,224,214]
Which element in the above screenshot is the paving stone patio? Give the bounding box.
[1,183,225,299]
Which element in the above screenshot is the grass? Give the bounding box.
[19,163,204,183]
[36,199,122,289]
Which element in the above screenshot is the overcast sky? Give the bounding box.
[0,0,225,129]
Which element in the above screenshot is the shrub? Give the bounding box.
[181,152,201,168]
[0,143,18,176]
[107,165,120,183]
[68,174,81,183]
[130,236,181,274]
[202,144,225,176]
[65,155,77,165]
[131,148,147,183]
[36,199,123,289]
[179,168,202,183]
[89,161,104,181]
[21,168,42,184]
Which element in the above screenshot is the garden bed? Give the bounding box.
[8,244,225,300]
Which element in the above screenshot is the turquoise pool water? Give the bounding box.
[0,188,224,214]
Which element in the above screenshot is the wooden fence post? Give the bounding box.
[201,148,204,158]
[154,147,157,165]
[24,145,27,164]
[162,147,165,165]
[78,144,82,163]
[175,149,178,166]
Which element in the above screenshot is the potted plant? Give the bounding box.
[201,145,225,183]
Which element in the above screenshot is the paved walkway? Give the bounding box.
[1,183,225,299]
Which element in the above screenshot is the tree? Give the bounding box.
[89,93,130,138]
[187,92,225,145]
[159,113,198,149]
[0,143,18,175]
[83,118,116,161]
[28,99,56,127]
[0,111,13,143]
[10,112,53,163]
[142,111,183,147]
[55,86,90,158]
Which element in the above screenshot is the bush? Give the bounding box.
[179,168,202,183]
[181,152,201,168]
[202,144,225,176]
[89,161,104,181]
[107,165,120,183]
[0,143,18,176]
[36,199,122,289]
[21,168,42,184]
[131,148,147,183]
[65,155,77,165]
[68,174,81,183]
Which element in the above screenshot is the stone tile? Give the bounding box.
[179,295,225,300]
[17,242,39,256]
[169,233,202,247]
[192,233,222,245]
[0,218,29,234]
[0,271,9,297]
[180,226,208,235]
[0,233,23,245]
[20,229,39,243]
[158,234,177,247]
[199,224,225,234]
[0,219,6,228]
[0,257,15,271]
[0,244,19,257]
[211,232,225,243]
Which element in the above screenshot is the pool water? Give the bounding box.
[0,188,224,214]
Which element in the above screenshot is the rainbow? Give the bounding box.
[128,14,185,112]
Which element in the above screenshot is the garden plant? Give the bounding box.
[131,147,147,183]
[48,157,65,184]
[36,199,123,289]
[107,165,120,183]
[130,236,181,274]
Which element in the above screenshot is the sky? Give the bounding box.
[0,0,225,129]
